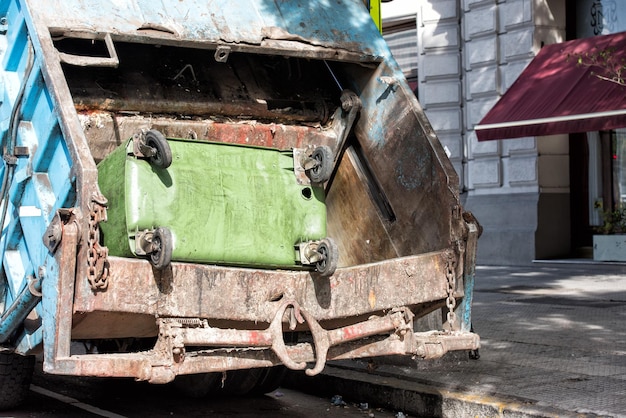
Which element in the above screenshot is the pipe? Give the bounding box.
[0,275,42,343]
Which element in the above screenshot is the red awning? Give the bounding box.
[475,31,626,141]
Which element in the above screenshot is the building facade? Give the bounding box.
[383,0,626,265]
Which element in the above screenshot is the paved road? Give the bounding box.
[4,362,399,418]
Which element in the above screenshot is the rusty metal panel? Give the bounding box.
[354,63,465,256]
[326,147,400,266]
[70,251,455,338]
[46,326,479,382]
[1,0,480,383]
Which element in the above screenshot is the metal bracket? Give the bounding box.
[412,331,480,360]
[297,241,322,265]
[42,209,75,253]
[134,229,155,256]
[156,319,186,363]
[132,132,156,159]
[13,146,29,158]
[292,146,315,185]
[332,90,362,165]
[57,32,119,68]
[214,45,231,63]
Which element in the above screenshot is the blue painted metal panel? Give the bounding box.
[28,0,389,61]
[0,0,73,354]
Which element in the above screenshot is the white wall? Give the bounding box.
[381,0,419,23]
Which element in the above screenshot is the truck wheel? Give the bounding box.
[248,366,287,395]
[306,146,333,183]
[220,369,265,395]
[173,373,221,398]
[315,238,338,277]
[149,227,173,270]
[145,130,172,169]
[0,352,35,410]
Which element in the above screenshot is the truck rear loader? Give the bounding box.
[0,0,480,408]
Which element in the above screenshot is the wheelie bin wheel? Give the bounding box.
[306,146,334,183]
[315,238,338,277]
[145,130,173,169]
[149,227,173,270]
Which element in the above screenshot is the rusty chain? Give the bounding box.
[87,193,110,291]
[444,251,457,332]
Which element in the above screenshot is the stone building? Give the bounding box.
[383,0,626,265]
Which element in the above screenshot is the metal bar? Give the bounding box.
[57,32,119,67]
[53,219,79,359]
[0,276,42,343]
[72,98,327,123]
[459,215,481,332]
[44,329,480,382]
[181,328,273,347]
[43,216,79,373]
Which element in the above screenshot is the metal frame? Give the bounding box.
[0,0,480,383]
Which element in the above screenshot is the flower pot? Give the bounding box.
[593,235,626,262]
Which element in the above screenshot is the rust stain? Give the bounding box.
[368,288,376,309]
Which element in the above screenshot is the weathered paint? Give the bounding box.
[29,0,389,62]
[458,215,481,332]
[0,0,480,385]
[70,251,455,335]
[0,0,74,356]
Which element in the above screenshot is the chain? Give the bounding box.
[87,193,109,291]
[444,251,457,332]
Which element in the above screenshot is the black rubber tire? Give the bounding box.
[306,146,334,183]
[173,373,222,398]
[145,130,172,169]
[315,238,338,277]
[149,227,173,270]
[248,366,287,396]
[0,352,35,410]
[219,369,265,396]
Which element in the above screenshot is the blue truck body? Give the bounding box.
[0,0,479,407]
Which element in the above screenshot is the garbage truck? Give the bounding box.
[0,0,480,408]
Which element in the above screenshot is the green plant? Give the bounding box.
[571,46,626,87]
[594,201,626,234]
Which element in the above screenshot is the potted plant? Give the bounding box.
[593,203,626,262]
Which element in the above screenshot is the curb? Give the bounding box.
[284,365,601,418]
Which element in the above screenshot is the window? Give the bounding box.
[612,128,626,210]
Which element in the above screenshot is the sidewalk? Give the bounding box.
[286,262,626,417]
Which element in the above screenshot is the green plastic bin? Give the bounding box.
[97,131,337,275]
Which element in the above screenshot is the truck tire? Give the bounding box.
[248,366,287,395]
[0,352,35,410]
[220,369,263,395]
[173,372,221,398]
